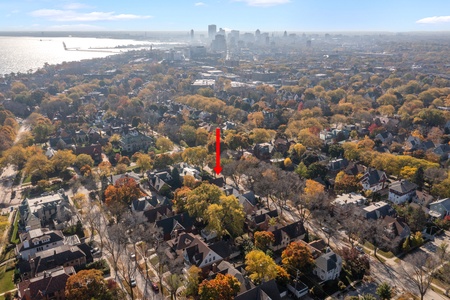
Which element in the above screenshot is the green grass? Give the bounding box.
[149,256,159,267]
[363,242,374,250]
[0,268,15,294]
[10,212,19,245]
[22,175,31,184]
[0,214,9,233]
[377,249,394,259]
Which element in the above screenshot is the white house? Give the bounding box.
[313,248,342,281]
[15,229,65,259]
[388,180,417,204]
[429,198,450,219]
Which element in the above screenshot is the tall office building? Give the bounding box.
[190,29,194,39]
[208,24,217,40]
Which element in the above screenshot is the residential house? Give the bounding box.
[380,216,410,254]
[211,261,254,294]
[167,233,223,273]
[143,204,173,223]
[75,144,102,163]
[328,158,349,173]
[253,143,274,161]
[332,193,367,217]
[246,208,278,232]
[16,229,65,260]
[148,170,173,193]
[269,221,306,252]
[360,168,388,192]
[361,201,395,220]
[18,244,87,280]
[414,190,434,207]
[120,129,154,152]
[287,280,309,299]
[222,185,257,214]
[17,266,75,300]
[313,248,342,281]
[375,131,394,145]
[235,279,282,300]
[388,180,418,204]
[155,212,195,241]
[433,144,450,161]
[429,198,450,219]
[109,172,141,186]
[19,191,71,229]
[273,138,292,155]
[131,196,153,215]
[344,162,366,176]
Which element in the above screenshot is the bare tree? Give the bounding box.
[400,252,438,300]
[103,223,128,281]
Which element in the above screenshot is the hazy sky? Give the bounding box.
[2,0,450,32]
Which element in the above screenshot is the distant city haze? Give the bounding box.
[0,36,182,76]
[1,0,450,31]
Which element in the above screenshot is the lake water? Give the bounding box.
[0,36,174,76]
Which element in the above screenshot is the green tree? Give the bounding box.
[245,249,278,284]
[185,183,223,219]
[376,282,392,300]
[185,266,202,297]
[156,136,174,152]
[74,154,94,169]
[204,195,245,237]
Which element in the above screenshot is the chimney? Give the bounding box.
[212,263,217,273]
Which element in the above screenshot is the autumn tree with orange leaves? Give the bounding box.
[281,241,315,276]
[198,273,240,300]
[104,177,142,221]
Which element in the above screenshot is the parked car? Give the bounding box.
[130,279,137,288]
[151,282,159,292]
[321,227,330,233]
[90,247,99,254]
[355,246,364,253]
[130,253,136,260]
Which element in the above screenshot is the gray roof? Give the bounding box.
[389,180,417,194]
[315,251,339,272]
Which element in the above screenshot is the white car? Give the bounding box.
[130,278,137,288]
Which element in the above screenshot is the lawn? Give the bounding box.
[0,214,9,233]
[10,212,19,245]
[0,268,15,294]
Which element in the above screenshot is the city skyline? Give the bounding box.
[1,0,450,32]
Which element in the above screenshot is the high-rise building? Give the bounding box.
[208,25,217,40]
[190,29,194,39]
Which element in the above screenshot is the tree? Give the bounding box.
[254,231,275,251]
[51,149,76,172]
[245,249,278,284]
[250,128,276,143]
[303,179,325,202]
[104,177,141,221]
[339,247,370,280]
[182,147,208,170]
[400,252,437,300]
[185,266,202,297]
[74,154,94,169]
[204,195,245,237]
[135,153,153,173]
[198,273,240,300]
[185,182,223,220]
[24,152,53,178]
[165,274,183,300]
[156,136,174,152]
[281,241,315,275]
[65,269,123,300]
[376,282,392,300]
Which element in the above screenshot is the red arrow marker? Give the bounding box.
[213,128,222,175]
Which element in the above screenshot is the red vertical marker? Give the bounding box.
[213,128,222,175]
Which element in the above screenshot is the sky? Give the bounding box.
[2,0,450,32]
